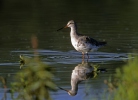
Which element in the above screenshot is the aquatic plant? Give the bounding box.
[0,76,7,88]
[0,76,7,100]
[104,56,138,100]
[12,35,56,100]
[11,55,56,100]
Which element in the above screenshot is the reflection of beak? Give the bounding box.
[58,86,68,92]
[57,25,68,31]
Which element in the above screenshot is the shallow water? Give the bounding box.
[0,50,133,100]
[0,0,138,100]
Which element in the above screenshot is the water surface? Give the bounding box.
[0,0,138,100]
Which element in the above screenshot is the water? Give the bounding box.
[0,0,138,100]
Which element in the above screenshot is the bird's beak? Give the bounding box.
[57,25,68,31]
[64,25,68,28]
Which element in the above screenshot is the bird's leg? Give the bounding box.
[86,53,89,59]
[82,52,85,60]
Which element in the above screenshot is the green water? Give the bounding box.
[0,0,138,100]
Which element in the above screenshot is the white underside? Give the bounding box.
[71,38,99,53]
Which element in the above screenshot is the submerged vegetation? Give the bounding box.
[105,56,138,100]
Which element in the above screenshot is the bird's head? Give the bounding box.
[65,20,75,28]
[57,20,75,31]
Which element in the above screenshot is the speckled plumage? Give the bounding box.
[58,20,107,59]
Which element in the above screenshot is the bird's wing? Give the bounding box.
[77,36,99,46]
[85,36,106,46]
[85,36,100,46]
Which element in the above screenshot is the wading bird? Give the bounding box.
[57,20,106,59]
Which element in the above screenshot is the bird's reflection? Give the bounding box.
[58,61,107,96]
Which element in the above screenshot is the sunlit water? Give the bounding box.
[0,0,138,100]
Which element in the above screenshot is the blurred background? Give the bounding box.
[0,0,138,52]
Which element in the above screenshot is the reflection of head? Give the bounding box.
[58,87,77,96]
[68,90,77,96]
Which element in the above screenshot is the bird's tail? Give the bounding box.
[98,41,107,46]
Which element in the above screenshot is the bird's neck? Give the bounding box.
[70,25,79,39]
[70,78,79,94]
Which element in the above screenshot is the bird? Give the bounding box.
[58,61,96,96]
[57,20,106,59]
[58,61,107,96]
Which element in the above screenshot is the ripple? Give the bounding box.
[0,63,19,66]
[11,49,131,64]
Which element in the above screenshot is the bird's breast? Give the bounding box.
[71,38,78,47]
[71,37,98,53]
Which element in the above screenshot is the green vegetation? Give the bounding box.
[105,56,138,100]
[11,55,56,100]
[0,76,6,88]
